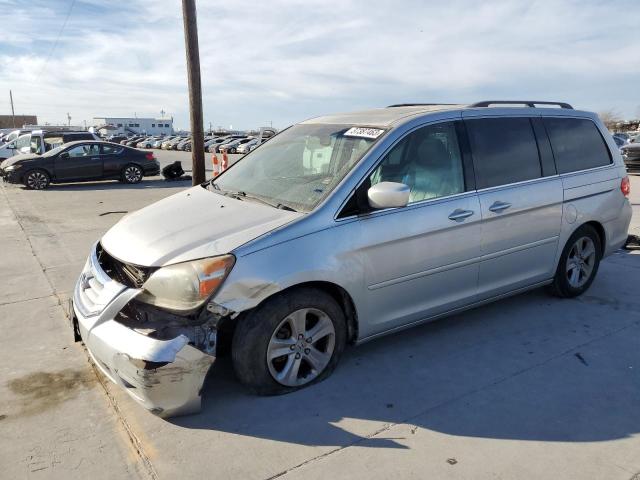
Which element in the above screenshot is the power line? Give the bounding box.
[36,0,77,81]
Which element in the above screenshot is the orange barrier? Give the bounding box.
[212,153,220,176]
[221,151,229,172]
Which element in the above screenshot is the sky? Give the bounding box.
[0,0,638,131]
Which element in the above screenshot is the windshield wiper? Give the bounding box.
[208,183,298,212]
[276,203,297,212]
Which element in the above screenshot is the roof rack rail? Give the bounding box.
[470,100,573,109]
[386,103,459,108]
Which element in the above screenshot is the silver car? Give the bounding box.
[71,101,632,417]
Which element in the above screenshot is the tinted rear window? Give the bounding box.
[466,117,541,189]
[543,118,612,174]
[63,133,94,142]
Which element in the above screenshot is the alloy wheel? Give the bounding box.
[266,308,336,387]
[124,166,142,183]
[26,171,48,189]
[566,236,596,288]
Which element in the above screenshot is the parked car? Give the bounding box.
[27,130,99,155]
[1,128,32,145]
[152,137,171,148]
[0,133,30,161]
[69,101,631,418]
[205,137,231,152]
[159,136,178,149]
[108,135,128,144]
[0,130,97,160]
[176,138,192,150]
[136,137,158,149]
[613,135,627,148]
[621,142,640,171]
[219,137,254,154]
[163,137,185,150]
[124,137,145,147]
[0,141,159,189]
[212,137,242,153]
[236,138,262,154]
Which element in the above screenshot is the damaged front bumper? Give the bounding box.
[70,245,216,418]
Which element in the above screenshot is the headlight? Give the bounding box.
[137,255,235,312]
[4,165,18,171]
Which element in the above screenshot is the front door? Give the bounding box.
[353,121,482,337]
[55,144,103,181]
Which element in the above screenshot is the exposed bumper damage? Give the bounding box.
[70,245,222,418]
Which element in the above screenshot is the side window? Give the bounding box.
[31,136,43,154]
[369,122,465,203]
[466,117,541,189]
[543,118,612,174]
[44,137,63,151]
[16,135,30,150]
[101,144,122,155]
[67,144,100,158]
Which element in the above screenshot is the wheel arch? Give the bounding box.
[22,166,53,183]
[582,220,606,256]
[221,280,359,347]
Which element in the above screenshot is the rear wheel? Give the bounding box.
[232,288,347,395]
[23,169,50,190]
[121,164,143,184]
[550,224,601,298]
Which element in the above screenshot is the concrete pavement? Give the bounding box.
[1,157,639,480]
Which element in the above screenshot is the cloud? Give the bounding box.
[0,0,638,129]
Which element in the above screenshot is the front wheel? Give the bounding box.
[232,288,347,395]
[549,224,602,298]
[23,169,50,190]
[121,164,143,184]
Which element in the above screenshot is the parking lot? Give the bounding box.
[1,150,639,480]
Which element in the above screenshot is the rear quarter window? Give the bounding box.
[543,118,612,174]
[466,117,542,189]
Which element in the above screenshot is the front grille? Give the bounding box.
[96,243,156,288]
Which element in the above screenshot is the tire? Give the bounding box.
[23,169,50,190]
[121,164,143,184]
[232,287,347,395]
[549,224,602,298]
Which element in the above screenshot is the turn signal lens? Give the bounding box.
[621,176,630,197]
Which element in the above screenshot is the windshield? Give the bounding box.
[211,123,382,212]
[43,144,67,157]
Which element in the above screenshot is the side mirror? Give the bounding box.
[368,182,410,209]
[60,152,70,159]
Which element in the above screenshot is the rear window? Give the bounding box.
[543,118,612,174]
[63,133,94,142]
[466,117,541,189]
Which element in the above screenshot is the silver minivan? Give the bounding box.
[71,101,632,417]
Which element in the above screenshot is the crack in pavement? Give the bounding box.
[1,184,157,480]
[265,319,640,480]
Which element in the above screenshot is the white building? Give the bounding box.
[93,116,174,136]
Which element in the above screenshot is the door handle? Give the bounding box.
[448,209,474,221]
[489,201,512,213]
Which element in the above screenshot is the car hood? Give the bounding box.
[1,153,40,167]
[100,185,303,267]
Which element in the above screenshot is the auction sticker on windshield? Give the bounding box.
[344,127,385,139]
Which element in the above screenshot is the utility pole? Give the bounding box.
[181,0,205,185]
[67,112,71,126]
[9,90,15,127]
